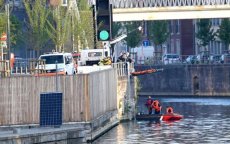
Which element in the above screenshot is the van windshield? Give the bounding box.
[40,55,64,64]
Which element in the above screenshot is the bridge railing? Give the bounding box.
[135,54,229,66]
[112,62,134,77]
[110,0,230,8]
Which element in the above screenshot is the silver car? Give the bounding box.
[185,55,197,64]
[220,54,230,64]
[162,54,180,65]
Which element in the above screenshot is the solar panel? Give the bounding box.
[40,92,63,127]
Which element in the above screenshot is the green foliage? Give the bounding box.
[217,19,230,50]
[134,77,141,102]
[196,19,216,48]
[78,0,90,11]
[125,22,142,48]
[23,0,50,55]
[46,6,70,52]
[10,15,22,49]
[112,22,122,38]
[76,0,94,49]
[0,0,4,7]
[46,0,94,52]
[79,10,94,49]
[148,20,169,47]
[0,13,6,35]
[0,9,22,51]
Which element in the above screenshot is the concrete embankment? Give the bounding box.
[137,64,230,96]
[0,64,136,143]
[0,111,119,143]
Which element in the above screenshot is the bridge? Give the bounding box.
[106,0,230,21]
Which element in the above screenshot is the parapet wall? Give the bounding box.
[137,65,230,96]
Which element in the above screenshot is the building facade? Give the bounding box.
[168,19,194,59]
[168,18,227,59]
[194,18,226,55]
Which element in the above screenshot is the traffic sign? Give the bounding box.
[0,32,7,41]
[1,41,7,48]
[143,40,150,47]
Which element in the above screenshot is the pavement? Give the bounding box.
[0,123,87,139]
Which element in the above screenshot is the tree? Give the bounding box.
[196,19,215,51]
[148,20,169,51]
[217,18,230,51]
[78,10,94,49]
[148,20,169,62]
[9,15,23,51]
[46,6,70,52]
[46,0,94,52]
[0,0,4,7]
[125,22,142,51]
[0,1,7,35]
[23,0,50,57]
[0,5,22,53]
[0,13,7,35]
[112,22,122,38]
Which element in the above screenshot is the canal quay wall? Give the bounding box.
[137,64,230,96]
[0,64,135,143]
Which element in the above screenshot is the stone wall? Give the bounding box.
[137,65,230,96]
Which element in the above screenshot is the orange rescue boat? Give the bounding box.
[161,113,183,121]
[131,68,163,76]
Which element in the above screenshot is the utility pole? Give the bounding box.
[6,4,10,59]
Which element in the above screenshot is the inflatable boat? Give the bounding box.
[161,113,183,121]
[136,113,183,121]
[136,113,162,121]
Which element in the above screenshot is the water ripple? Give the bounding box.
[93,97,230,144]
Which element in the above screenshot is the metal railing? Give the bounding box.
[112,62,134,77]
[12,59,47,75]
[0,60,10,77]
[134,54,230,66]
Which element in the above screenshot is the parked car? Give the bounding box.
[209,54,221,64]
[220,53,230,64]
[184,55,197,64]
[162,54,180,64]
[196,51,209,64]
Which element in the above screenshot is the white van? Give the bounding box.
[80,48,110,66]
[37,52,75,75]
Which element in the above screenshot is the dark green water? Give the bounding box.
[93,96,230,144]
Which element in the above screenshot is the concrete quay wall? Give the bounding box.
[0,66,133,143]
[0,111,119,143]
[137,64,230,96]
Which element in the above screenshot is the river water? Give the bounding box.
[92,96,230,144]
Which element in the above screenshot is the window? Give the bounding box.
[175,20,180,34]
[40,55,64,64]
[176,39,180,54]
[88,52,102,57]
[171,39,174,53]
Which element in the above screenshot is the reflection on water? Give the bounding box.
[93,96,230,144]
